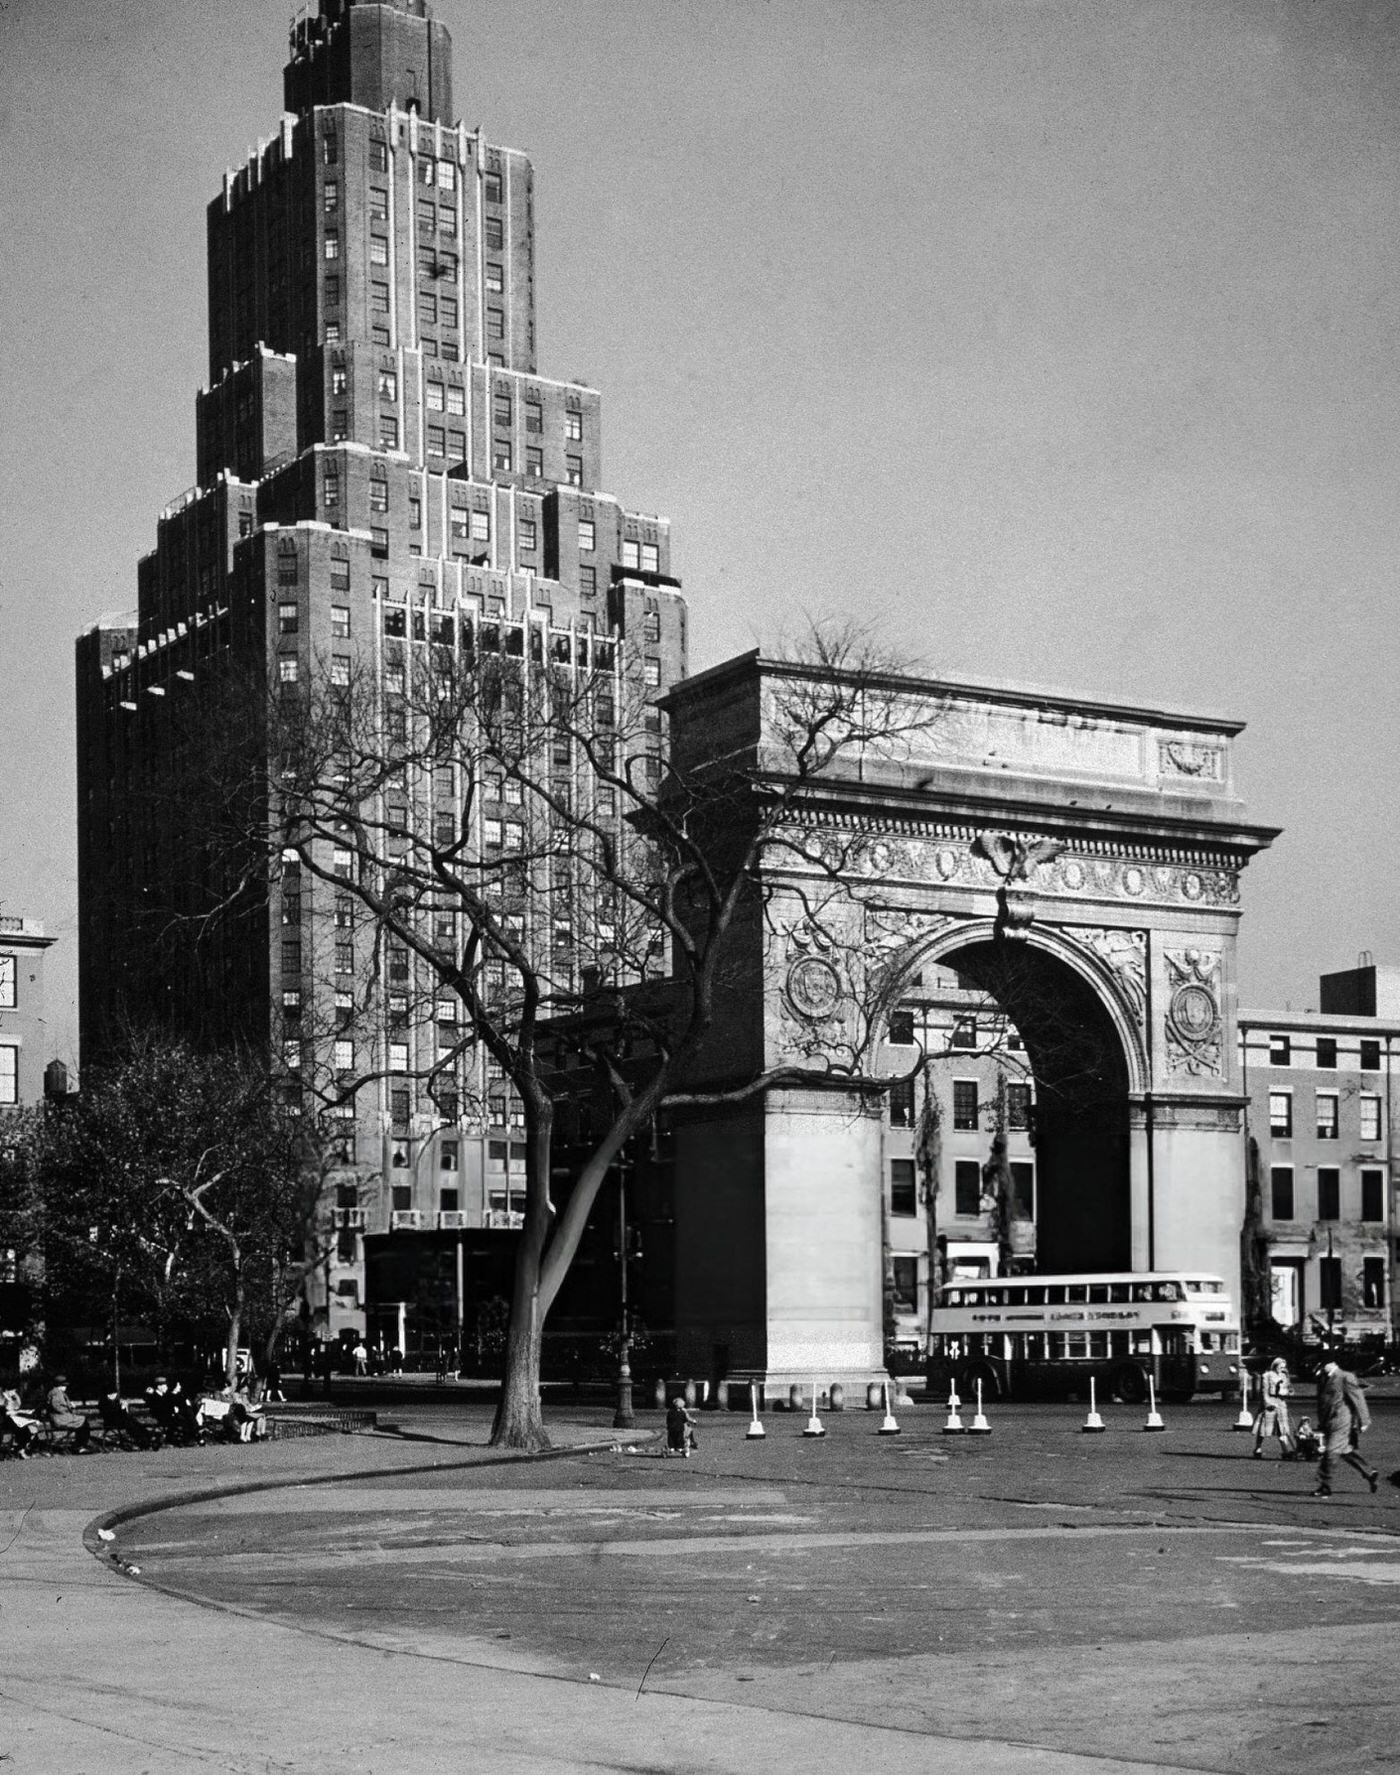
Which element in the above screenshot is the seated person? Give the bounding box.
[98,1389,158,1450]
[146,1375,201,1444]
[2,1387,40,1458]
[45,1375,92,1451]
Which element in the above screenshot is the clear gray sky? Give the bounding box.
[3,0,1398,1069]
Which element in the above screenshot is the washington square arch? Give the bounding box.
[660,651,1280,1396]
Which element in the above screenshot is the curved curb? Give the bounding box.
[82,1427,661,1575]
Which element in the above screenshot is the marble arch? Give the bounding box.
[663,652,1280,1395]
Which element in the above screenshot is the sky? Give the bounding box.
[2,0,1398,1071]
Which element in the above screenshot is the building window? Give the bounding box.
[565,409,583,441]
[484,170,503,203]
[324,233,339,261]
[333,1039,354,1073]
[379,417,398,450]
[518,518,537,553]
[427,425,446,456]
[1316,1093,1339,1141]
[388,1041,410,1073]
[446,383,465,416]
[1010,1161,1034,1219]
[330,655,351,687]
[1362,1169,1386,1223]
[954,1158,981,1217]
[577,519,595,553]
[277,601,299,634]
[952,1080,979,1131]
[370,234,389,266]
[333,845,354,878]
[1268,1091,1292,1138]
[0,1046,16,1105]
[1270,1166,1294,1221]
[1315,1036,1337,1069]
[888,1076,914,1127]
[1268,1033,1290,1066]
[1317,1168,1340,1221]
[278,655,299,684]
[331,604,350,637]
[643,657,661,688]
[621,538,640,570]
[641,541,660,573]
[371,280,390,313]
[1319,1255,1342,1312]
[526,446,543,478]
[485,261,504,294]
[281,940,302,976]
[1360,1095,1383,1142]
[950,1017,977,1051]
[369,186,388,223]
[887,1009,915,1045]
[486,307,505,340]
[485,217,503,250]
[494,443,513,472]
[370,476,389,513]
[565,455,582,486]
[471,509,490,541]
[1360,1038,1382,1072]
[1362,1257,1386,1310]
[890,1159,917,1217]
[323,129,338,165]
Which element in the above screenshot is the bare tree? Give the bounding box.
[179,617,949,1448]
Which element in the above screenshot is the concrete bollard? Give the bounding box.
[829,1383,845,1412]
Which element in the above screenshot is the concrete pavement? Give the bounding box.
[4,1395,1400,1773]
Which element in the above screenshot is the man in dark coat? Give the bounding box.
[1313,1358,1379,1497]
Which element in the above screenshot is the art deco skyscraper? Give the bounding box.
[77,0,687,1349]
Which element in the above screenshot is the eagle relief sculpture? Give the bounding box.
[972,831,1065,937]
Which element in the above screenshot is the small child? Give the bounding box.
[1293,1417,1321,1463]
[666,1394,698,1457]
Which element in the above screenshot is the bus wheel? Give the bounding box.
[1112,1364,1148,1406]
[962,1361,1001,1402]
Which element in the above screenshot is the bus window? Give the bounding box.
[967,1334,984,1355]
[984,1288,1003,1306]
[1067,1285,1087,1303]
[1024,1286,1045,1306]
[1161,1330,1191,1356]
[1024,1333,1045,1361]
[1046,1286,1065,1305]
[1154,1282,1184,1302]
[1109,1331,1130,1358]
[1109,1283,1130,1304]
[1088,1332,1109,1360]
[1132,1283,1153,1303]
[946,1290,963,1307]
[1131,1329,1155,1356]
[1088,1284,1108,1304]
[1047,1333,1065,1360]
[1067,1333,1088,1359]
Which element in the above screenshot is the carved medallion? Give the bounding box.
[786,956,842,1021]
[1165,948,1223,1078]
[1121,865,1145,897]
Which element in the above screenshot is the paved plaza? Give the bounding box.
[3,1391,1400,1773]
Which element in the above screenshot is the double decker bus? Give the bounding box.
[924,1271,1240,1404]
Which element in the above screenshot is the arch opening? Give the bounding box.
[927,936,1134,1275]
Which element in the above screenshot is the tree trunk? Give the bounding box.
[111,1273,122,1393]
[225,1254,245,1388]
[490,1235,547,1450]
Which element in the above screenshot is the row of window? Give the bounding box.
[886,1076,1031,1131]
[1262,1033,1386,1071]
[1269,1165,1388,1222]
[1266,1088,1384,1141]
[889,1157,1034,1218]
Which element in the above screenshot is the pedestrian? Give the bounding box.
[263,1355,285,1403]
[1313,1357,1379,1498]
[665,1393,698,1457]
[353,1338,369,1377]
[1252,1357,1295,1460]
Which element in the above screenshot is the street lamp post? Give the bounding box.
[613,1159,634,1431]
